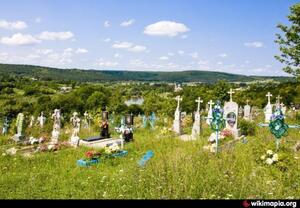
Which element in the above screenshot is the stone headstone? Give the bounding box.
[70,112,81,147]
[50,109,61,145]
[2,117,9,135]
[37,111,46,128]
[191,97,203,139]
[243,100,252,120]
[223,89,240,138]
[173,95,182,135]
[12,113,25,142]
[29,115,35,128]
[264,92,273,123]
[206,100,214,125]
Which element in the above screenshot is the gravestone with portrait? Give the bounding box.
[223,89,240,138]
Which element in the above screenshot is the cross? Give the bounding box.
[175,95,182,109]
[266,92,272,104]
[227,88,235,102]
[246,99,249,105]
[276,95,282,104]
[195,97,203,112]
[208,100,215,109]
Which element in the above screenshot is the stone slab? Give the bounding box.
[79,137,123,149]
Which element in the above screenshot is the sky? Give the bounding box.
[0,0,298,76]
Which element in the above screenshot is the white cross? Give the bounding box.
[266,92,272,104]
[175,95,182,109]
[208,100,215,108]
[195,97,203,112]
[276,95,282,104]
[227,88,235,102]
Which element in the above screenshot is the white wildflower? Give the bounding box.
[266,158,273,165]
[272,153,278,162]
[266,150,273,156]
[260,155,266,160]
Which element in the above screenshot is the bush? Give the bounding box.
[239,119,256,136]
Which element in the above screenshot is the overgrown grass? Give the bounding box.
[0,116,299,199]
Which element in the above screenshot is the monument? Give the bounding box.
[206,100,214,125]
[50,109,61,145]
[37,111,46,128]
[264,92,273,123]
[69,112,81,147]
[223,89,240,138]
[191,97,203,139]
[243,99,252,120]
[173,95,182,135]
[12,113,25,142]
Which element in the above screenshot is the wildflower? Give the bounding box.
[272,154,278,162]
[266,150,273,156]
[266,158,273,165]
[260,155,266,160]
[119,169,124,173]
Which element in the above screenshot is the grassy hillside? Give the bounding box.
[0,63,294,83]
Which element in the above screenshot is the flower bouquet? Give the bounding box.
[260,150,279,165]
[104,143,128,158]
[77,150,101,167]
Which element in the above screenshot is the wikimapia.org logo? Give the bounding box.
[242,200,297,208]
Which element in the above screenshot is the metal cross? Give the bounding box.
[227,88,235,102]
[266,92,272,104]
[195,97,203,112]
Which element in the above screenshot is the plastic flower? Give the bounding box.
[266,158,273,165]
[266,150,273,156]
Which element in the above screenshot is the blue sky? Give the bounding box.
[0,0,298,76]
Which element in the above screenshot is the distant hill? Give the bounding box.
[0,63,294,83]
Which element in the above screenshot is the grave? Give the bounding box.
[264,92,273,123]
[173,95,182,135]
[243,99,252,121]
[191,97,203,140]
[12,113,25,142]
[223,89,240,138]
[206,100,214,125]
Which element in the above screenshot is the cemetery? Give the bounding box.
[0,0,299,202]
[0,77,300,200]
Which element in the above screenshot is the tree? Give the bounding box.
[275,3,300,77]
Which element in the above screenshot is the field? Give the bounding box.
[0,114,299,199]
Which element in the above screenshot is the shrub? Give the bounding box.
[239,119,256,136]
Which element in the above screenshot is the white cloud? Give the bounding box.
[127,45,147,53]
[177,50,185,55]
[97,59,119,67]
[114,53,122,58]
[35,17,42,23]
[167,52,174,56]
[181,35,188,39]
[219,53,227,58]
[104,20,111,27]
[0,33,41,45]
[38,31,74,40]
[75,48,88,54]
[0,20,27,30]
[244,41,264,48]
[144,21,190,37]
[36,49,53,55]
[159,56,169,60]
[102,38,111,42]
[217,62,223,65]
[64,48,73,53]
[120,19,135,27]
[189,52,198,59]
[112,41,133,49]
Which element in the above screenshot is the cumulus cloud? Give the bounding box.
[144,21,190,37]
[244,41,264,48]
[0,20,27,30]
[0,33,41,45]
[36,49,53,55]
[159,56,169,60]
[104,20,111,27]
[127,45,147,53]
[38,31,74,40]
[114,53,122,58]
[120,19,135,27]
[75,48,88,54]
[97,59,119,67]
[102,38,111,42]
[112,41,133,49]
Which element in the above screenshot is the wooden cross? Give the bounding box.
[227,88,235,102]
[266,92,272,104]
[175,95,182,109]
[195,97,203,112]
